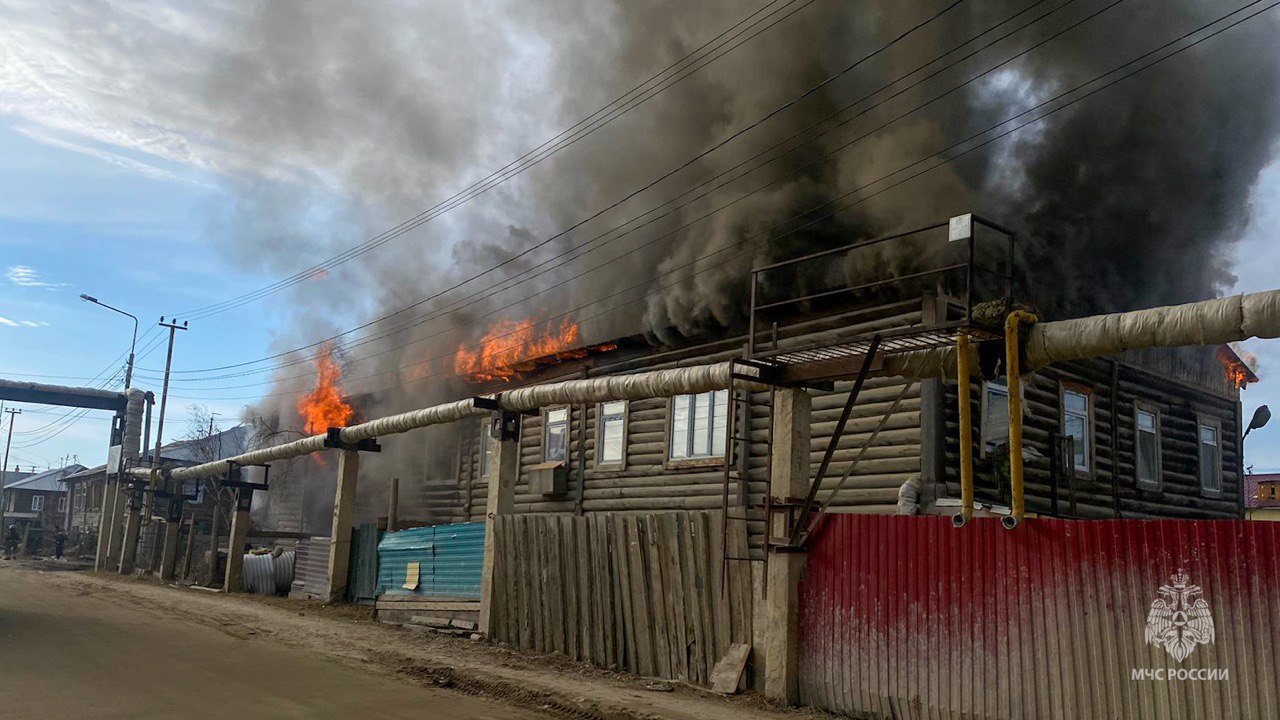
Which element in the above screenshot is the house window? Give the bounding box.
[57,496,67,513]
[544,408,569,463]
[597,401,627,468]
[1198,420,1222,494]
[31,494,44,512]
[670,391,728,461]
[981,381,1010,454]
[1061,387,1092,474]
[1135,405,1162,490]
[75,489,85,511]
[479,425,494,479]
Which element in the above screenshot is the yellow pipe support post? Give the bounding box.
[1003,310,1038,529]
[953,332,974,527]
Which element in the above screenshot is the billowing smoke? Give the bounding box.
[176,1,1279,525]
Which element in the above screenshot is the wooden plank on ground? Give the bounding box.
[626,516,655,677]
[709,643,752,695]
[645,514,672,679]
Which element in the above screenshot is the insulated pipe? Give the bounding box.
[134,362,748,482]
[126,289,1280,484]
[1003,311,1038,530]
[953,332,974,528]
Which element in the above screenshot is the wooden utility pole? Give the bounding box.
[1,407,22,534]
[140,317,187,577]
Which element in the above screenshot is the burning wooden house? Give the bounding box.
[415,220,1256,537]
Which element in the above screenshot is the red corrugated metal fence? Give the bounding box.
[798,516,1279,719]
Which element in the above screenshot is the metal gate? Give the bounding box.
[347,522,381,602]
[798,515,1279,719]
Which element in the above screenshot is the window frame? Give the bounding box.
[1059,381,1095,477]
[75,486,86,510]
[57,495,68,513]
[478,422,494,480]
[979,379,1011,458]
[594,400,629,471]
[1133,401,1163,492]
[666,390,729,468]
[30,494,44,512]
[542,406,571,464]
[1196,415,1224,497]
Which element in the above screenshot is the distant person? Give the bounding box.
[54,528,67,559]
[4,524,18,559]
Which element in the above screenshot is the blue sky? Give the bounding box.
[0,124,278,470]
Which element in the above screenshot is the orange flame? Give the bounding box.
[454,317,582,383]
[1217,346,1256,390]
[298,342,353,433]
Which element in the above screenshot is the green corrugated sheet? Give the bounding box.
[377,521,485,599]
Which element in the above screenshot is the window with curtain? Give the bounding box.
[1135,406,1161,490]
[670,391,728,460]
[597,401,626,467]
[544,407,569,463]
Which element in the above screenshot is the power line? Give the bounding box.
[173,0,824,322]
[153,0,1077,386]
[173,0,1277,403]
[144,0,975,377]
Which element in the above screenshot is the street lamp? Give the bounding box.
[79,294,138,389]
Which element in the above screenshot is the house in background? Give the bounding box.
[3,464,84,531]
[1246,471,1280,520]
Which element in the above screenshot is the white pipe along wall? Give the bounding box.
[136,289,1280,482]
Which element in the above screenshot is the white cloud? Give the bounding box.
[6,264,65,289]
[0,314,47,328]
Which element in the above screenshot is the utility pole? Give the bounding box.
[145,317,187,579]
[1,408,22,534]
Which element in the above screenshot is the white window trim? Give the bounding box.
[595,400,628,470]
[57,495,68,513]
[543,406,570,464]
[1197,415,1224,496]
[30,494,44,512]
[1060,383,1094,476]
[979,379,1011,458]
[478,422,494,480]
[667,391,729,464]
[1133,402,1163,492]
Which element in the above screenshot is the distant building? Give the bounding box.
[1246,472,1280,521]
[3,464,85,530]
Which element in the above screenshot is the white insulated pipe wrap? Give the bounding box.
[151,290,1280,481]
[123,388,146,460]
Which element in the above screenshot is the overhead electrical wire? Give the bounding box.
[171,0,1277,402]
[143,0,975,378]
[172,0,825,322]
[155,0,1078,387]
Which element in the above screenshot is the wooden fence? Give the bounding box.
[489,510,753,686]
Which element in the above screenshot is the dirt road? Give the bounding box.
[0,564,815,720]
[0,564,548,719]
